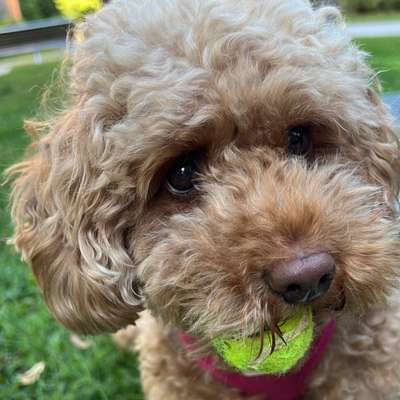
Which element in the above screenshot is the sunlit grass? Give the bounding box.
[355,36,400,92]
[346,11,400,23]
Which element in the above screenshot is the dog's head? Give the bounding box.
[9,0,400,342]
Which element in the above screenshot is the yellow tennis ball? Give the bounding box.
[212,307,314,375]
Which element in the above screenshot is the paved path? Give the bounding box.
[1,20,399,57]
[383,93,400,123]
[0,38,65,58]
[1,18,400,56]
[348,21,400,38]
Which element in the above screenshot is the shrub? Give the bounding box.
[339,0,400,12]
[54,0,103,19]
[20,0,59,21]
[380,0,400,10]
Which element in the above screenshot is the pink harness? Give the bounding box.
[180,319,336,400]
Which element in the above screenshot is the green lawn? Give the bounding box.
[0,49,64,67]
[0,35,399,399]
[355,36,400,93]
[346,11,400,23]
[0,63,143,400]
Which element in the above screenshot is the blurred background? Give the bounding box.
[0,1,399,399]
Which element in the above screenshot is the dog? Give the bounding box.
[8,0,400,399]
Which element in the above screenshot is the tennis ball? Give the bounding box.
[212,307,314,375]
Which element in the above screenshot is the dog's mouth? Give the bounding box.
[210,293,346,375]
[230,287,346,343]
[179,292,346,376]
[211,307,317,375]
[249,290,346,349]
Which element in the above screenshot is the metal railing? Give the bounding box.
[0,17,71,55]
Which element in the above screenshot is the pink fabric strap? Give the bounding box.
[180,319,336,400]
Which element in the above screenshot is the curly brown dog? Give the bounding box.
[8,0,400,399]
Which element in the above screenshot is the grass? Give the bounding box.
[0,16,16,27]
[0,63,143,400]
[355,36,400,92]
[0,34,399,399]
[346,11,400,23]
[0,49,64,66]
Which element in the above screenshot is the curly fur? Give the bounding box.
[7,0,400,398]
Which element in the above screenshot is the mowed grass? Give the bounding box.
[355,36,400,92]
[0,49,64,68]
[0,63,143,400]
[346,11,400,23]
[0,35,399,399]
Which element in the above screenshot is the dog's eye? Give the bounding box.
[288,125,312,156]
[166,156,198,195]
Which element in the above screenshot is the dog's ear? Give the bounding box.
[311,3,400,210]
[355,89,400,212]
[8,104,143,335]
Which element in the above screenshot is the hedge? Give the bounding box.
[20,0,59,21]
[339,0,400,12]
[54,0,103,19]
[20,0,104,21]
[19,0,400,22]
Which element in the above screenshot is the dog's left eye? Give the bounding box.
[288,125,312,156]
[166,156,198,195]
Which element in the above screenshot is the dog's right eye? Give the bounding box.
[288,125,312,156]
[166,156,198,196]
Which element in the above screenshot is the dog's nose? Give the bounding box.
[266,253,336,304]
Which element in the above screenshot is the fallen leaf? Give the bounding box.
[18,361,46,385]
[70,334,93,349]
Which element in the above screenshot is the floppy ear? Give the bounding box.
[311,3,400,210]
[354,89,400,211]
[8,104,143,335]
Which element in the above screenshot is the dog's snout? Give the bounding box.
[266,253,336,304]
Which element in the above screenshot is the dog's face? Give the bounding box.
[10,0,400,344]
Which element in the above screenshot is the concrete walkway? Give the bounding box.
[383,93,400,123]
[0,38,65,58]
[348,21,400,38]
[0,20,399,57]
